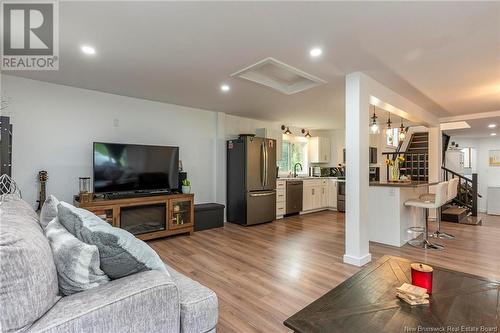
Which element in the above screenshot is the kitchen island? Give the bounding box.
[368,181,437,247]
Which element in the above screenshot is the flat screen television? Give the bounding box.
[93,142,179,194]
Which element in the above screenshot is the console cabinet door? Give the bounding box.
[169,197,194,230]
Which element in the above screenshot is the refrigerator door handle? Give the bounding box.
[249,191,275,197]
[260,141,265,187]
[264,143,268,187]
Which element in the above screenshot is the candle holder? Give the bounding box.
[411,263,433,294]
[79,177,92,203]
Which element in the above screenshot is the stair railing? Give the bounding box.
[442,166,478,217]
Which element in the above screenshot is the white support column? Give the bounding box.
[343,73,372,266]
[427,126,443,220]
[428,127,442,183]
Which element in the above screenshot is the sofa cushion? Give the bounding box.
[45,217,110,296]
[57,202,168,279]
[40,195,60,229]
[165,265,218,333]
[0,197,60,333]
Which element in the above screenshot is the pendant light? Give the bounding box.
[398,118,407,142]
[370,106,379,134]
[385,113,393,136]
[301,129,312,138]
[281,125,292,135]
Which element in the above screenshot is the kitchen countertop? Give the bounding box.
[278,177,345,182]
[369,181,438,188]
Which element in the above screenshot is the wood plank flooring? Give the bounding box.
[148,211,500,333]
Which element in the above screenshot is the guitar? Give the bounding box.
[36,171,48,211]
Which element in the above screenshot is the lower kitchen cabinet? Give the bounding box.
[276,180,286,219]
[302,178,338,213]
[327,180,337,209]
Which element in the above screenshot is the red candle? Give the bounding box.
[411,263,433,294]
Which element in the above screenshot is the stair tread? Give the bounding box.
[442,207,468,214]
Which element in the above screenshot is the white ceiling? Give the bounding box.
[4,1,500,129]
[443,116,500,138]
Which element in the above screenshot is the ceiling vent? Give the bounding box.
[230,57,326,95]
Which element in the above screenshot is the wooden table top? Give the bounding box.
[370,181,438,188]
[284,256,500,333]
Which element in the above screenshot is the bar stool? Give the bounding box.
[420,178,458,239]
[404,181,448,250]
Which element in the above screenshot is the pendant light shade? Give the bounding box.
[370,106,380,134]
[386,113,393,136]
[399,119,407,142]
[281,125,292,135]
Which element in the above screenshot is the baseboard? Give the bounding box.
[343,253,372,267]
[300,207,338,215]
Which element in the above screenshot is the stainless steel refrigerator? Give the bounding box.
[226,135,277,226]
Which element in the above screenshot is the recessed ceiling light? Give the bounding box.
[309,48,322,58]
[491,133,497,136]
[81,45,96,55]
[220,84,230,92]
[488,123,497,128]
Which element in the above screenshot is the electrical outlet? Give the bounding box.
[113,118,119,127]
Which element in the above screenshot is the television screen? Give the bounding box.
[93,142,179,193]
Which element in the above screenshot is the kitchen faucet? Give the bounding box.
[293,163,303,178]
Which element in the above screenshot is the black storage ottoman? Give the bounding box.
[194,203,225,231]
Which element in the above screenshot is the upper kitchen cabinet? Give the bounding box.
[256,128,282,160]
[309,137,331,163]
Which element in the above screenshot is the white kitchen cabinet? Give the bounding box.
[276,180,286,219]
[309,137,331,164]
[256,128,282,160]
[327,180,337,209]
[319,185,328,208]
[303,184,314,211]
[302,179,328,211]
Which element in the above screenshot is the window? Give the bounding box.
[386,128,399,148]
[278,136,308,175]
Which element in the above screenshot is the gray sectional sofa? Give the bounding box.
[0,196,218,333]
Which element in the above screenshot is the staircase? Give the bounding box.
[401,132,429,181]
[382,132,430,181]
[441,167,481,225]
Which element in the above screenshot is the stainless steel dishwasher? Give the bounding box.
[286,180,303,215]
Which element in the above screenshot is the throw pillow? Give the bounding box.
[44,217,110,296]
[57,202,168,279]
[40,195,59,229]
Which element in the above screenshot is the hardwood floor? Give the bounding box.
[149,211,500,333]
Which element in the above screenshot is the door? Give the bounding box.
[312,185,322,209]
[303,185,314,211]
[320,185,328,208]
[264,139,277,190]
[328,180,337,208]
[246,190,276,225]
[246,137,265,191]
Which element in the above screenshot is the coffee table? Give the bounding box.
[284,256,499,332]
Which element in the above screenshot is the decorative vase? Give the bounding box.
[182,185,191,194]
[391,161,400,181]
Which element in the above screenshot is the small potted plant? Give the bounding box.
[181,179,191,194]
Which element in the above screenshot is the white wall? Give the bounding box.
[2,75,307,210]
[3,75,219,207]
[450,136,500,213]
